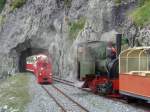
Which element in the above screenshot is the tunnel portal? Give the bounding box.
[19,48,49,72]
[10,40,49,73]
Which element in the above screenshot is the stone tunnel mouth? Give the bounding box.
[19,48,49,72]
[9,40,49,73]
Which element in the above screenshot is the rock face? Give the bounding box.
[0,0,147,80]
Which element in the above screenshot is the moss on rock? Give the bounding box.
[10,0,26,11]
[68,17,86,41]
[114,0,121,4]
[0,15,5,26]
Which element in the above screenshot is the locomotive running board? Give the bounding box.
[120,91,150,103]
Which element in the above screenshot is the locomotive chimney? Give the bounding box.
[116,34,122,56]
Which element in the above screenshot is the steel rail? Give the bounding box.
[53,78,75,87]
[53,78,91,92]
[53,80,150,111]
[53,76,74,83]
[51,84,90,112]
[41,85,67,112]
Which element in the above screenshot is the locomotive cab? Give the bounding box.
[81,34,125,96]
[79,41,120,95]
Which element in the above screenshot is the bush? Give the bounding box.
[69,17,86,41]
[10,0,26,10]
[130,0,150,26]
[0,0,6,13]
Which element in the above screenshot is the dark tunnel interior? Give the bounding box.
[19,48,49,72]
[10,40,49,72]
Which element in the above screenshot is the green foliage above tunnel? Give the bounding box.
[10,0,26,11]
[130,0,150,26]
[69,17,86,41]
[0,0,6,13]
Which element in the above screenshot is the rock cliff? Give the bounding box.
[0,0,149,80]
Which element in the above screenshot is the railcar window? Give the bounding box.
[119,48,150,75]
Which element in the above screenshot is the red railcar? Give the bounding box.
[26,63,35,73]
[26,54,52,84]
[35,56,52,84]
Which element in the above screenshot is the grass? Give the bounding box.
[130,0,150,26]
[0,74,30,112]
[68,17,86,41]
[10,0,26,11]
[0,0,6,13]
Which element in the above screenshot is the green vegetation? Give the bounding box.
[114,0,149,5]
[138,0,149,6]
[0,15,5,26]
[0,0,6,13]
[10,0,26,11]
[114,0,121,4]
[64,0,72,8]
[130,0,150,26]
[121,37,129,50]
[69,17,86,41]
[0,74,30,112]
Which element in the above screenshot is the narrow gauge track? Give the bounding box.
[53,76,74,84]
[53,77,150,111]
[53,77,92,92]
[53,77,75,87]
[41,85,90,112]
[41,85,66,112]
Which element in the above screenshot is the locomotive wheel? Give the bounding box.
[97,81,113,95]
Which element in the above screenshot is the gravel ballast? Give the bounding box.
[54,82,149,112]
[26,74,61,112]
[26,74,150,112]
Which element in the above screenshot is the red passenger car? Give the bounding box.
[35,56,52,84]
[26,63,35,73]
[26,54,52,84]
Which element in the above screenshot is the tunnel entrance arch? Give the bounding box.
[9,39,51,73]
[19,48,49,72]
